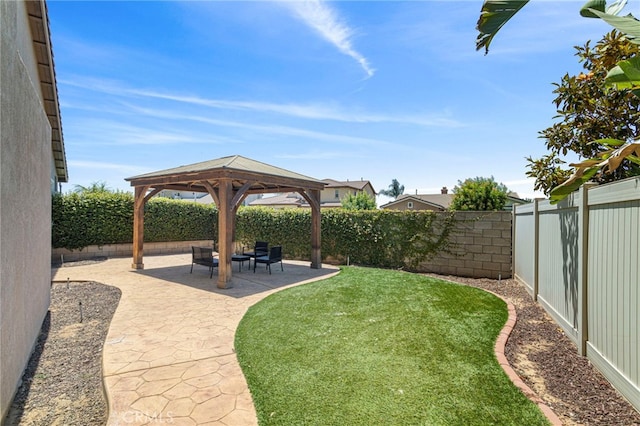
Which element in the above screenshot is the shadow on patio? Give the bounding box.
[131,257,340,299]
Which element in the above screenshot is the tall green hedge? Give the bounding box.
[234,207,456,268]
[52,193,217,249]
[52,193,456,269]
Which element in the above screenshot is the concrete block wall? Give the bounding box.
[52,240,215,263]
[416,211,512,279]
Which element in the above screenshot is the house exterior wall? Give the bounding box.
[1,1,54,418]
[320,184,375,204]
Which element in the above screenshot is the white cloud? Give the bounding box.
[283,0,374,78]
[60,77,462,127]
[66,118,241,146]
[130,88,461,127]
[127,104,398,147]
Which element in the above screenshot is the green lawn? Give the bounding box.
[235,266,549,426]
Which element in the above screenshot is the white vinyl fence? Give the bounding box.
[513,177,640,411]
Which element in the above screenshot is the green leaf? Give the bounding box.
[476,0,530,54]
[588,138,627,147]
[605,57,640,94]
[549,167,599,204]
[626,154,640,165]
[580,0,606,18]
[606,0,628,15]
[585,8,640,43]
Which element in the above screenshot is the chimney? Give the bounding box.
[441,186,448,194]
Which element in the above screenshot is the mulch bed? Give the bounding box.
[5,281,120,426]
[5,270,640,425]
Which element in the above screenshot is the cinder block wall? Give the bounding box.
[51,240,215,263]
[417,211,512,279]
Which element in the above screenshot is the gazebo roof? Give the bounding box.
[126,155,325,287]
[126,155,326,193]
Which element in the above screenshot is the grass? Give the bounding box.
[235,266,550,425]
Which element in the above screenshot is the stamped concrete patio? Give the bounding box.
[52,253,339,426]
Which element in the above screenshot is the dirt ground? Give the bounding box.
[5,280,120,426]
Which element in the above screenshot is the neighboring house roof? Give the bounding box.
[249,192,304,207]
[27,1,67,182]
[504,193,531,210]
[507,193,529,204]
[322,179,376,194]
[380,193,454,211]
[382,192,530,211]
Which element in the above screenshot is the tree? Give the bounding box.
[73,181,113,194]
[477,0,640,202]
[450,176,509,211]
[379,179,405,199]
[527,31,640,195]
[341,192,377,210]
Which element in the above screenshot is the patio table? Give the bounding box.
[231,254,251,272]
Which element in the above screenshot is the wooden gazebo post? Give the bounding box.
[301,189,322,269]
[217,179,234,288]
[132,185,147,269]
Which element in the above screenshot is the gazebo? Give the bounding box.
[125,155,327,289]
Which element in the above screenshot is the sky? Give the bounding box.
[47,0,615,204]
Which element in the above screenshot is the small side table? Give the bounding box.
[231,254,251,272]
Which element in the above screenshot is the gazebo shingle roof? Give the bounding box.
[127,155,324,187]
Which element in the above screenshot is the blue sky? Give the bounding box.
[48,1,613,203]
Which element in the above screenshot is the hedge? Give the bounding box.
[52,193,217,250]
[52,193,456,269]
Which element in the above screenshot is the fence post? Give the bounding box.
[511,204,516,280]
[578,183,595,356]
[533,198,540,301]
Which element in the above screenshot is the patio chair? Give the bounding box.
[253,245,283,274]
[243,241,268,268]
[191,246,218,278]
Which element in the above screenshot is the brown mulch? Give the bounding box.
[5,269,640,425]
[5,281,120,426]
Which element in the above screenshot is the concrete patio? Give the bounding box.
[52,253,340,426]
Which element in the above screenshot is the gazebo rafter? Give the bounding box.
[125,155,326,289]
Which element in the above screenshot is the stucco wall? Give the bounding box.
[1,1,53,418]
[320,184,375,204]
[417,211,512,279]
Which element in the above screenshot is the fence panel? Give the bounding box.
[587,186,640,409]
[536,199,580,344]
[513,177,640,412]
[513,204,535,293]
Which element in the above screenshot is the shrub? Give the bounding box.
[450,176,509,211]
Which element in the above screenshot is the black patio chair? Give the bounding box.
[190,246,218,278]
[253,245,283,274]
[243,241,268,268]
